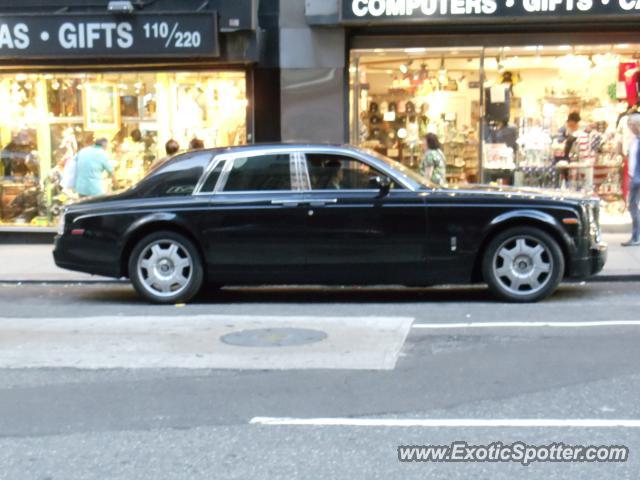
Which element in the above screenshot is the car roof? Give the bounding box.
[204,143,357,155]
[155,144,365,173]
[163,144,361,167]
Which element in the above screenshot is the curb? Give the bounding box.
[0,279,128,285]
[0,277,639,285]
[0,231,55,245]
[587,274,640,283]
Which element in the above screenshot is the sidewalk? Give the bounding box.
[1,234,639,282]
[0,245,112,282]
[597,234,640,278]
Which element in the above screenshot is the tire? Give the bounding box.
[482,226,565,303]
[128,230,204,304]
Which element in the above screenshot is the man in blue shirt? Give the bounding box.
[74,138,116,197]
[623,114,640,246]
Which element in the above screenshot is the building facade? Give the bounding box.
[2,0,640,234]
[281,0,640,221]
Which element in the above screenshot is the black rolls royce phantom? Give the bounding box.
[53,144,607,304]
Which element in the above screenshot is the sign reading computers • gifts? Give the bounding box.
[342,0,640,23]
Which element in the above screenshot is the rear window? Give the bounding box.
[133,151,212,198]
[222,155,292,191]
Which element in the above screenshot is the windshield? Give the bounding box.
[362,148,436,189]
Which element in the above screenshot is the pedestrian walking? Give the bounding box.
[165,139,180,156]
[189,137,204,150]
[74,138,116,197]
[420,132,446,186]
[622,113,640,246]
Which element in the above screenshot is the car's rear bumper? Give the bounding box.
[53,234,122,278]
[568,241,607,278]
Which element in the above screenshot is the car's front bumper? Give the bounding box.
[568,241,607,278]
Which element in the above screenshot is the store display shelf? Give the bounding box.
[48,117,83,124]
[597,192,624,200]
[543,95,583,105]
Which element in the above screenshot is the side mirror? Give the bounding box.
[371,175,391,197]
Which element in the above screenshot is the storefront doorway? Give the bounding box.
[349,42,640,221]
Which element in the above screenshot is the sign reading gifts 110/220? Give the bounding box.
[0,13,219,58]
[344,0,640,21]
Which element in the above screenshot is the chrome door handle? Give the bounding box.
[271,199,299,207]
[307,198,338,207]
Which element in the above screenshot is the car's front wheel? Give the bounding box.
[482,227,565,303]
[128,231,204,304]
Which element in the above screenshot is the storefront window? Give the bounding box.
[350,48,483,186]
[350,44,640,219]
[0,70,247,227]
[482,45,629,222]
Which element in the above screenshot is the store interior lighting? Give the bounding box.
[534,46,543,65]
[496,57,504,72]
[438,57,447,85]
[399,60,412,74]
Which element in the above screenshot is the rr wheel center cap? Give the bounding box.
[513,255,533,274]
[157,259,174,276]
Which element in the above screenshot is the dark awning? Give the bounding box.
[0,0,257,31]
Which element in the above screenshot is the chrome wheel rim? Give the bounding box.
[136,239,193,298]
[492,235,553,296]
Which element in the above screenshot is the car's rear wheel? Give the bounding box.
[482,227,564,303]
[128,231,204,304]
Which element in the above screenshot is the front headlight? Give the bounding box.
[586,202,601,245]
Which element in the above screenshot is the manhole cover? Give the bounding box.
[220,328,328,347]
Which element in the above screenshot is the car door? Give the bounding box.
[197,150,308,282]
[300,151,429,284]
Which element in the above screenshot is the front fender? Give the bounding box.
[484,209,578,254]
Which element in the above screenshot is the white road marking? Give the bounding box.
[412,320,640,329]
[249,417,640,428]
[0,315,414,370]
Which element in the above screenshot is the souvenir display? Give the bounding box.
[350,44,640,218]
[354,57,480,181]
[0,71,248,227]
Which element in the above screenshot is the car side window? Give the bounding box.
[306,154,395,191]
[134,151,211,198]
[222,154,292,192]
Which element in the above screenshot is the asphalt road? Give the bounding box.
[1,281,640,479]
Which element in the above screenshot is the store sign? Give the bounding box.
[343,0,640,22]
[0,13,219,59]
